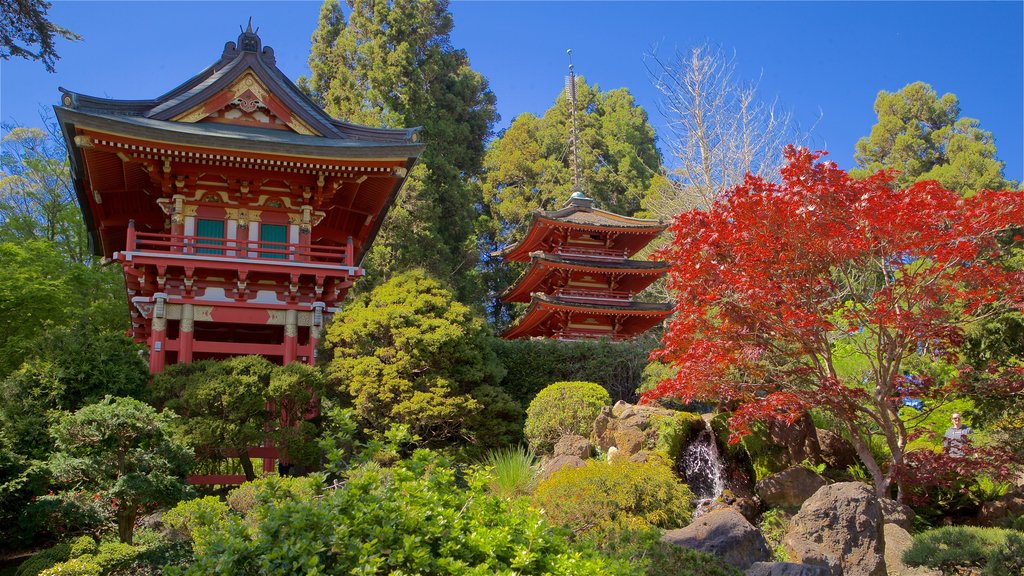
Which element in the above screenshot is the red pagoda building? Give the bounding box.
[56,25,423,374]
[497,192,672,341]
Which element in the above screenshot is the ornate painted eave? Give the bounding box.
[500,251,668,303]
[501,294,673,340]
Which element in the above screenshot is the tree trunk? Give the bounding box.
[845,421,889,497]
[117,507,137,544]
[239,448,256,481]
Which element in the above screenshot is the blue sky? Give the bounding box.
[2,1,1021,183]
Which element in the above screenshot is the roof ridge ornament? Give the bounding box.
[238,17,262,53]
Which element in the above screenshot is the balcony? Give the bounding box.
[124,224,354,269]
[553,246,628,261]
[555,288,633,306]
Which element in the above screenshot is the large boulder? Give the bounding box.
[536,454,585,482]
[552,433,593,460]
[977,490,1024,527]
[591,401,703,460]
[783,482,886,576]
[816,429,858,470]
[746,562,831,576]
[881,523,940,576]
[766,413,822,468]
[878,498,915,532]
[756,466,827,510]
[662,507,771,570]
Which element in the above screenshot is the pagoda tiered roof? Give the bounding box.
[498,192,671,341]
[495,193,666,262]
[500,251,668,303]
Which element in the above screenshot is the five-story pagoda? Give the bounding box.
[496,191,672,341]
[56,24,424,373]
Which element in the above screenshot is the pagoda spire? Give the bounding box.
[566,49,583,193]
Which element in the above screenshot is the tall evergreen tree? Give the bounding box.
[477,79,661,324]
[853,81,1013,194]
[300,0,497,300]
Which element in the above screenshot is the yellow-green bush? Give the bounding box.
[163,495,229,547]
[524,381,610,454]
[226,474,320,515]
[903,526,1024,575]
[653,411,705,460]
[37,557,100,576]
[533,458,693,535]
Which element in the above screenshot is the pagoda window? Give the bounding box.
[260,223,288,259]
[196,218,226,255]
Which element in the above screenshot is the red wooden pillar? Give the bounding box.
[179,303,194,363]
[283,309,298,364]
[148,294,168,374]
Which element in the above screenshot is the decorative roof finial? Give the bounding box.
[566,49,583,195]
[237,17,261,52]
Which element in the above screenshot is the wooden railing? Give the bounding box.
[126,223,354,267]
[556,288,632,305]
[554,246,628,261]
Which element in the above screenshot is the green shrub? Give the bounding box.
[584,525,743,576]
[533,459,693,535]
[180,450,625,575]
[162,495,229,548]
[484,445,537,499]
[494,336,657,405]
[903,526,1023,575]
[986,530,1024,576]
[15,542,71,576]
[525,381,611,454]
[653,411,705,460]
[757,508,792,562]
[37,557,100,576]
[68,536,97,559]
[226,474,320,515]
[106,541,192,576]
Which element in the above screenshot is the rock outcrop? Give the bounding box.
[882,523,940,576]
[783,482,886,576]
[662,507,771,570]
[756,466,827,510]
[591,401,703,461]
[552,433,593,460]
[878,498,915,532]
[746,562,831,576]
[816,429,858,470]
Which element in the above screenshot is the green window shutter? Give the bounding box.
[196,219,225,255]
[260,224,288,259]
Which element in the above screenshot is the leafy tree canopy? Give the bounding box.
[301,0,497,299]
[853,81,1014,194]
[644,147,1024,500]
[324,269,515,454]
[153,357,325,481]
[1,125,87,262]
[0,0,80,72]
[46,396,192,544]
[0,322,147,461]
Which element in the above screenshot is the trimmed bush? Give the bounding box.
[226,475,320,515]
[533,458,693,535]
[903,526,1024,575]
[525,381,611,454]
[37,557,100,576]
[15,542,72,576]
[68,536,98,559]
[162,495,229,549]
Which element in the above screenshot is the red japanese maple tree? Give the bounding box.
[643,147,1024,499]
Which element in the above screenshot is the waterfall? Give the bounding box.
[678,420,726,517]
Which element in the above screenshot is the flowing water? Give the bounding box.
[678,422,726,518]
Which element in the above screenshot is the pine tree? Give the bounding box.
[300,0,497,300]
